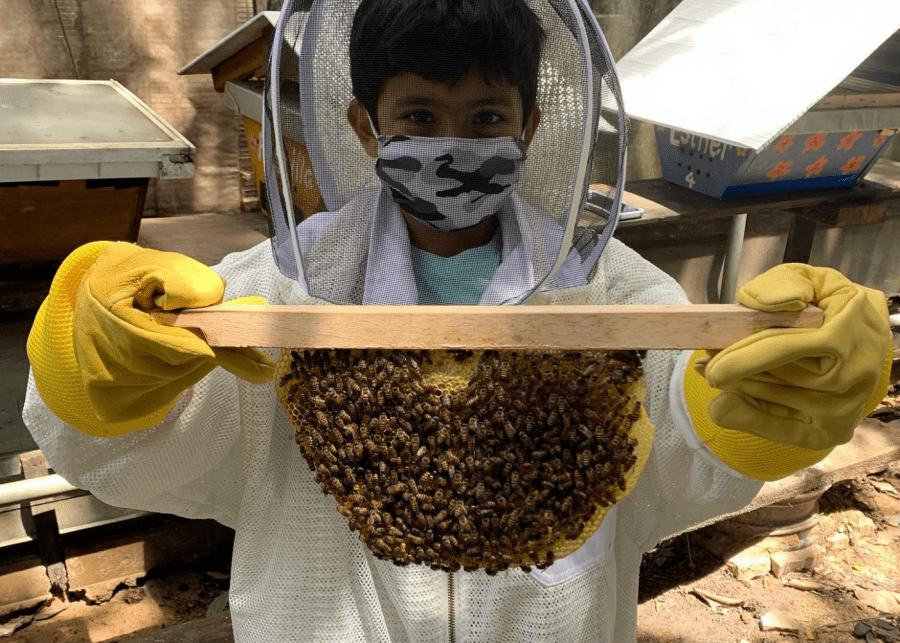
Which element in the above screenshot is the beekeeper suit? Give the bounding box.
[23,0,892,641]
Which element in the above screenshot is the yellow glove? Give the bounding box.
[695,264,892,452]
[28,241,275,438]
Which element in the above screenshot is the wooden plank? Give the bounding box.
[745,418,900,512]
[615,159,900,228]
[151,304,824,350]
[786,201,888,228]
[811,93,900,110]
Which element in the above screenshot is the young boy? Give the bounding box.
[24,0,892,641]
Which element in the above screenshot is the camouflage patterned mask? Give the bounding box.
[374,134,527,231]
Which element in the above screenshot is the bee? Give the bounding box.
[573,469,584,488]
[499,359,510,380]
[560,497,572,515]
[361,387,372,404]
[331,479,345,494]
[314,410,330,428]
[419,471,433,487]
[453,501,465,518]
[308,428,325,447]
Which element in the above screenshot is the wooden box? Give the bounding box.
[0,79,195,264]
[0,179,148,265]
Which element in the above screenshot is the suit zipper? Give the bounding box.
[448,571,456,643]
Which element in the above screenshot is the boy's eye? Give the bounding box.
[474,111,503,125]
[406,110,433,124]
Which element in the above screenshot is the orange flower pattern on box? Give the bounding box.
[766,161,792,180]
[736,147,748,157]
[841,156,866,174]
[873,134,890,147]
[775,135,795,153]
[803,133,827,153]
[805,156,828,177]
[837,131,862,151]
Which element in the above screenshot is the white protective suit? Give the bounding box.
[23,230,764,642]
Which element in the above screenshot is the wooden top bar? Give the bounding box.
[152,303,823,350]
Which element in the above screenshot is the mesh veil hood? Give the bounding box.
[263,0,627,304]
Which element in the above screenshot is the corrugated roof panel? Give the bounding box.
[617,0,900,150]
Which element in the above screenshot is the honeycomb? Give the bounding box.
[276,348,653,575]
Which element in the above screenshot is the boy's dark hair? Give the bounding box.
[350,0,545,131]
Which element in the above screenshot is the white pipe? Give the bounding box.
[0,474,80,507]
[720,213,748,303]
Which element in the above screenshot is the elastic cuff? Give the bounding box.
[669,350,755,482]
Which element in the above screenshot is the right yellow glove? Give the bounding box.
[28,241,275,438]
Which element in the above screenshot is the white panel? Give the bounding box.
[617,0,900,149]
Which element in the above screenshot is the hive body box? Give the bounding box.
[0,79,195,264]
[655,125,897,199]
[617,0,900,199]
[178,11,328,226]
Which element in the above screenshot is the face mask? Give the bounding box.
[373,132,527,231]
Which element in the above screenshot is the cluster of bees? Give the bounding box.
[276,347,646,575]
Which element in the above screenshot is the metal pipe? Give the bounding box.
[0,474,80,508]
[720,213,748,303]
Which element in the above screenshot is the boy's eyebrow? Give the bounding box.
[394,95,517,108]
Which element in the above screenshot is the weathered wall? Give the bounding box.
[0,0,254,216]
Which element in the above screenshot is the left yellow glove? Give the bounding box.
[695,264,892,451]
[28,241,275,438]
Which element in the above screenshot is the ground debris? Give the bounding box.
[784,577,831,592]
[854,588,900,615]
[690,587,745,608]
[853,617,900,642]
[760,609,803,634]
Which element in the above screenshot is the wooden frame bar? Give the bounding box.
[152,304,823,350]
